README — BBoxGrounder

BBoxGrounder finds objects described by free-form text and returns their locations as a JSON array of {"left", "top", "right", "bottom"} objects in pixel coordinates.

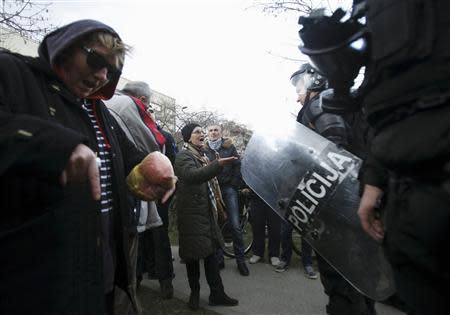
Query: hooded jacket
[{"left": 0, "top": 20, "right": 144, "bottom": 314}]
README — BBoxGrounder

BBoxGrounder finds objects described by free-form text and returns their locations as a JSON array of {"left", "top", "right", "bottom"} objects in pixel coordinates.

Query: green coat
[{"left": 174, "top": 148, "right": 223, "bottom": 260}]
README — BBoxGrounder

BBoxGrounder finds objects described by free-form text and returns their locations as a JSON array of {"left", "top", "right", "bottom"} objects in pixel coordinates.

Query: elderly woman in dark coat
[{"left": 174, "top": 123, "right": 238, "bottom": 310}]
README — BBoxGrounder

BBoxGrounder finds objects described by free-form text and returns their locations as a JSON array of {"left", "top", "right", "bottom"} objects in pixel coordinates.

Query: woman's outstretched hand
[{"left": 218, "top": 156, "right": 238, "bottom": 166}]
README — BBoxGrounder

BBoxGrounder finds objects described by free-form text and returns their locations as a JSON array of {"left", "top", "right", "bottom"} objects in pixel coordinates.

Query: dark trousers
[
  {"left": 157, "top": 197, "right": 171, "bottom": 231},
  {"left": 185, "top": 253, "right": 224, "bottom": 295},
  {"left": 221, "top": 185, "right": 245, "bottom": 263},
  {"left": 104, "top": 290, "right": 114, "bottom": 315},
  {"left": 250, "top": 194, "right": 281, "bottom": 258},
  {"left": 280, "top": 220, "right": 314, "bottom": 267},
  {"left": 137, "top": 226, "right": 174, "bottom": 281},
  {"left": 317, "top": 255, "right": 375, "bottom": 315},
  {"left": 383, "top": 179, "right": 450, "bottom": 315}
]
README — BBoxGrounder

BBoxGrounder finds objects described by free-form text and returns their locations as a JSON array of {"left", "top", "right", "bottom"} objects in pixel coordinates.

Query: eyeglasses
[
  {"left": 82, "top": 46, "right": 121, "bottom": 80},
  {"left": 208, "top": 128, "right": 219, "bottom": 132}
]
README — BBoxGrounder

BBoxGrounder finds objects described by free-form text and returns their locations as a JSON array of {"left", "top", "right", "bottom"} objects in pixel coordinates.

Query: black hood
[
  {"left": 38, "top": 19, "right": 122, "bottom": 100},
  {"left": 38, "top": 19, "right": 119, "bottom": 66}
]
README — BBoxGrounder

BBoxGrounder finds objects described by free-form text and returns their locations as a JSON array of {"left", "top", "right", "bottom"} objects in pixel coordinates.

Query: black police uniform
[
  {"left": 357, "top": 1, "right": 450, "bottom": 314},
  {"left": 297, "top": 1, "right": 450, "bottom": 313},
  {"left": 298, "top": 94, "right": 376, "bottom": 315}
]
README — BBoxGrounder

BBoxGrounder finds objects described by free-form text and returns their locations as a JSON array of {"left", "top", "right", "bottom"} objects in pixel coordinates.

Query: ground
[{"left": 138, "top": 286, "right": 221, "bottom": 315}]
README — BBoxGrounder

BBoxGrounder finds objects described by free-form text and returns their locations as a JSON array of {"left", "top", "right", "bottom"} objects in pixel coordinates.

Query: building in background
[
  {"left": 149, "top": 90, "right": 176, "bottom": 133},
  {"left": 1, "top": 26, "right": 38, "bottom": 56}
]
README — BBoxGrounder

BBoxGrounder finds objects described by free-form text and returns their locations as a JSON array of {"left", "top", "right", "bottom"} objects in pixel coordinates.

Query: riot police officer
[
  {"left": 290, "top": 63, "right": 375, "bottom": 315},
  {"left": 297, "top": 1, "right": 450, "bottom": 314},
  {"left": 357, "top": 1, "right": 450, "bottom": 314}
]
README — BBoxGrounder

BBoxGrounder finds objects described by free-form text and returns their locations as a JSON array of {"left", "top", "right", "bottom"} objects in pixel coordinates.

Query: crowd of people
[{"left": 1, "top": 1, "right": 449, "bottom": 314}]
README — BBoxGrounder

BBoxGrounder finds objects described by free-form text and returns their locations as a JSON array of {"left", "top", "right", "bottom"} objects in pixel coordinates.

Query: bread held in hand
[{"left": 127, "top": 152, "right": 177, "bottom": 202}]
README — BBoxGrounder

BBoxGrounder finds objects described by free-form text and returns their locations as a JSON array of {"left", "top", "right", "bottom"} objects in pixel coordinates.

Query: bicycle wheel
[{"left": 221, "top": 208, "right": 253, "bottom": 258}]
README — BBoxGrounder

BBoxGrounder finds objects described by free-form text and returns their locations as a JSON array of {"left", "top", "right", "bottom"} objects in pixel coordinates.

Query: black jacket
[
  {"left": 299, "top": 94, "right": 387, "bottom": 190},
  {"left": 204, "top": 138, "right": 243, "bottom": 189},
  {"left": 0, "top": 21, "right": 144, "bottom": 314},
  {"left": 158, "top": 126, "right": 178, "bottom": 165}
]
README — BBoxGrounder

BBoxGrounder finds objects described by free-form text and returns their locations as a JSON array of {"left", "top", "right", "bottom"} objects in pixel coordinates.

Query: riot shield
[{"left": 242, "top": 119, "right": 395, "bottom": 301}]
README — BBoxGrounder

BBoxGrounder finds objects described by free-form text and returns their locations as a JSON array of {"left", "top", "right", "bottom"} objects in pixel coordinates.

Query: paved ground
[{"left": 141, "top": 246, "right": 405, "bottom": 315}]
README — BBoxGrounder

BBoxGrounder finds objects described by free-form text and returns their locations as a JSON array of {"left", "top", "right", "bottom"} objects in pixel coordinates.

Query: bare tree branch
[
  {"left": 251, "top": 0, "right": 316, "bottom": 16},
  {"left": 251, "top": 0, "right": 350, "bottom": 17},
  {"left": 249, "top": 1, "right": 351, "bottom": 65},
  {"left": 266, "top": 49, "right": 308, "bottom": 62},
  {"left": 161, "top": 104, "right": 253, "bottom": 152},
  {"left": 1, "top": 0, "right": 54, "bottom": 41}
]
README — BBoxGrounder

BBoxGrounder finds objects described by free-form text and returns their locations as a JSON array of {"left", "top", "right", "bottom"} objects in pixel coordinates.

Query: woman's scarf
[{"left": 185, "top": 143, "right": 227, "bottom": 221}]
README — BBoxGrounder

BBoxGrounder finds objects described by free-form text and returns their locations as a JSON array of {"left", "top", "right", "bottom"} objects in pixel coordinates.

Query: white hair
[{"left": 122, "top": 81, "right": 151, "bottom": 99}]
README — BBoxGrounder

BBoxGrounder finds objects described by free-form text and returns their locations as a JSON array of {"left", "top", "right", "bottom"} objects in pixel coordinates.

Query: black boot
[
  {"left": 188, "top": 291, "right": 200, "bottom": 310},
  {"left": 237, "top": 262, "right": 249, "bottom": 276},
  {"left": 209, "top": 291, "right": 238, "bottom": 306},
  {"left": 160, "top": 279, "right": 173, "bottom": 299}
]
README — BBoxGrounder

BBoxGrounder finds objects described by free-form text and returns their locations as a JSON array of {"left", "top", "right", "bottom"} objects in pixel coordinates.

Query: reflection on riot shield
[{"left": 242, "top": 119, "right": 395, "bottom": 301}]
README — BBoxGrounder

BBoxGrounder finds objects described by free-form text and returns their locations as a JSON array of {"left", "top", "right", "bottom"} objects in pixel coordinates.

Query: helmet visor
[{"left": 291, "top": 72, "right": 315, "bottom": 96}]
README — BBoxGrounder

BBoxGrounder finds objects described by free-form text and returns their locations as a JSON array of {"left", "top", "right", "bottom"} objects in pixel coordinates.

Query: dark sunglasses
[{"left": 82, "top": 46, "right": 121, "bottom": 80}]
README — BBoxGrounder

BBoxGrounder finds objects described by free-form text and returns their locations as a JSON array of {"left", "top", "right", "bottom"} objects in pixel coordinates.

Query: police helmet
[{"left": 290, "top": 63, "right": 327, "bottom": 93}]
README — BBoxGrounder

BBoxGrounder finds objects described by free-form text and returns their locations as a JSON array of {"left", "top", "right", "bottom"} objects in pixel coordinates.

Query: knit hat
[{"left": 181, "top": 123, "right": 201, "bottom": 142}]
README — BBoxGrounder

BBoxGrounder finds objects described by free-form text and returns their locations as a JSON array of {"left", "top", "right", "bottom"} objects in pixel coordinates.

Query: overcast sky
[{"left": 48, "top": 0, "right": 344, "bottom": 130}]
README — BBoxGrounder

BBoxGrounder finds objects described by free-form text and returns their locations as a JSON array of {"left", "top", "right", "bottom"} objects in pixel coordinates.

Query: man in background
[
  {"left": 106, "top": 81, "right": 174, "bottom": 303},
  {"left": 205, "top": 125, "right": 250, "bottom": 276}
]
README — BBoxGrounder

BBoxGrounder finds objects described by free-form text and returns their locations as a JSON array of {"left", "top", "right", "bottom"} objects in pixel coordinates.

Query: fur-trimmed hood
[{"left": 221, "top": 137, "right": 234, "bottom": 149}]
